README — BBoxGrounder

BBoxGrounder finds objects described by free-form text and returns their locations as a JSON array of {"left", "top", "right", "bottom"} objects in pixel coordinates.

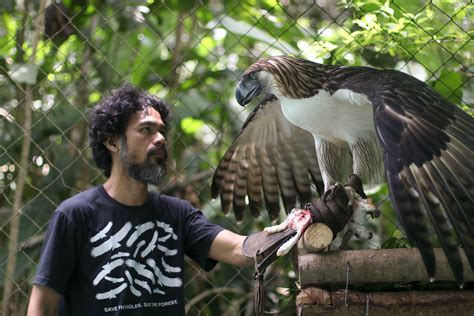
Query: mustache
[{"left": 147, "top": 146, "right": 167, "bottom": 160}]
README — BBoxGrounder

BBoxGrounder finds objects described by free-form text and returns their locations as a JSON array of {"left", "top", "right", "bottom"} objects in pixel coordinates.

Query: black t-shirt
[{"left": 33, "top": 186, "right": 224, "bottom": 315}]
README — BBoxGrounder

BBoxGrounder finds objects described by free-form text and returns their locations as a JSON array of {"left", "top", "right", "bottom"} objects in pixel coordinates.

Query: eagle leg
[{"left": 315, "top": 138, "right": 351, "bottom": 191}]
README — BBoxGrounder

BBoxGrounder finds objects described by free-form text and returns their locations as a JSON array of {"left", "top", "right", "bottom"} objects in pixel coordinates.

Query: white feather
[
  {"left": 276, "top": 88, "right": 384, "bottom": 188},
  {"left": 279, "top": 89, "right": 375, "bottom": 145}
]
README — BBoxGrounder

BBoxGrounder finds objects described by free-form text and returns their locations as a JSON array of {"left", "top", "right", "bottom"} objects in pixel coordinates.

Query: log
[
  {"left": 297, "top": 288, "right": 474, "bottom": 316},
  {"left": 299, "top": 248, "right": 474, "bottom": 286},
  {"left": 302, "top": 223, "right": 333, "bottom": 253}
]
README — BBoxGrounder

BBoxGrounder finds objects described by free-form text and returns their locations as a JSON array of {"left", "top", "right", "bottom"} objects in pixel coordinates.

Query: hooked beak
[{"left": 235, "top": 78, "right": 262, "bottom": 106}]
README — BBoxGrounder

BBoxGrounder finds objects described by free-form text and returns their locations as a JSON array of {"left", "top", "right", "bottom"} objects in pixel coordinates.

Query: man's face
[{"left": 118, "top": 107, "right": 168, "bottom": 185}]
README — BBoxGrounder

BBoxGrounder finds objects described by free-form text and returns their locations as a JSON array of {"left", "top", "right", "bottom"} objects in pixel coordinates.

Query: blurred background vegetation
[{"left": 0, "top": 0, "right": 472, "bottom": 314}]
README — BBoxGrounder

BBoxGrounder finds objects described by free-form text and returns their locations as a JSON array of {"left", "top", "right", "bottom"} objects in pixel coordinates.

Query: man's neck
[{"left": 103, "top": 173, "right": 149, "bottom": 206}]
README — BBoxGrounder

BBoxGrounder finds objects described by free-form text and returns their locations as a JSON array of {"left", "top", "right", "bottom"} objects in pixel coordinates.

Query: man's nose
[{"left": 153, "top": 132, "right": 166, "bottom": 145}]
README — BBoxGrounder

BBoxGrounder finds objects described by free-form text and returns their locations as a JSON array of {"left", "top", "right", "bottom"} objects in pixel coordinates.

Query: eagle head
[
  {"left": 235, "top": 60, "right": 279, "bottom": 106},
  {"left": 235, "top": 56, "right": 329, "bottom": 106}
]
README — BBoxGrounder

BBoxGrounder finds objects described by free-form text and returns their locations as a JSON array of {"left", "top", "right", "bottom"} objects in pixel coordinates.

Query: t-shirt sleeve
[
  {"left": 33, "top": 210, "right": 79, "bottom": 295},
  {"left": 182, "top": 205, "right": 224, "bottom": 271}
]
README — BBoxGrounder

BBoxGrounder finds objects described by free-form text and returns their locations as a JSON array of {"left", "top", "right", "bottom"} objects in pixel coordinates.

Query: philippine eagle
[{"left": 212, "top": 56, "right": 473, "bottom": 286}]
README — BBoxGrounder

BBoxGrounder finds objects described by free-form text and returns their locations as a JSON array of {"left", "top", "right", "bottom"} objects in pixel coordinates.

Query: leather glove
[{"left": 263, "top": 174, "right": 376, "bottom": 256}]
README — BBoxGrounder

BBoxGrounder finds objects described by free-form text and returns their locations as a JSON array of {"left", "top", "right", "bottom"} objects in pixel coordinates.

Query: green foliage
[
  {"left": 433, "top": 70, "right": 464, "bottom": 104},
  {"left": 382, "top": 229, "right": 413, "bottom": 249}
]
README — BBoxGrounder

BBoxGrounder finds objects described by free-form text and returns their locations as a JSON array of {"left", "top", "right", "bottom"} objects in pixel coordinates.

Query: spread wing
[
  {"left": 212, "top": 96, "right": 324, "bottom": 221},
  {"left": 365, "top": 70, "right": 474, "bottom": 286}
]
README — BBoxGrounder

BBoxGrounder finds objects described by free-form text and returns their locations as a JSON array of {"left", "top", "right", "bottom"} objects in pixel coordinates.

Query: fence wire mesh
[{"left": 0, "top": 0, "right": 472, "bottom": 315}]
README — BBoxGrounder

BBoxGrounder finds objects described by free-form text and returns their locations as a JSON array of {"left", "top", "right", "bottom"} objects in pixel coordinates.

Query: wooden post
[
  {"left": 298, "top": 248, "right": 474, "bottom": 286},
  {"left": 297, "top": 288, "right": 474, "bottom": 315},
  {"left": 297, "top": 248, "right": 474, "bottom": 315},
  {"left": 301, "top": 223, "right": 333, "bottom": 253}
]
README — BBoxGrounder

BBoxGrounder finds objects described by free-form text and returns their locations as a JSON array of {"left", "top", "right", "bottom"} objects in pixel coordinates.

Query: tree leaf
[
  {"left": 432, "top": 70, "right": 463, "bottom": 105},
  {"left": 219, "top": 16, "right": 297, "bottom": 55}
]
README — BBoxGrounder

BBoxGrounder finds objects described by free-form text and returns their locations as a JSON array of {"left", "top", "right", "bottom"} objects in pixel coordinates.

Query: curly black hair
[{"left": 88, "top": 84, "right": 172, "bottom": 177}]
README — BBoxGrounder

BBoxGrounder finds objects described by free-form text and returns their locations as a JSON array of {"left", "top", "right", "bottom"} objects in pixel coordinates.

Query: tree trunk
[
  {"left": 2, "top": 0, "right": 46, "bottom": 314},
  {"left": 69, "top": 15, "right": 98, "bottom": 189}
]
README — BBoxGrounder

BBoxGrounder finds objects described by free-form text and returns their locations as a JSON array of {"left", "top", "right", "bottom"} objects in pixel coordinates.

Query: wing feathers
[
  {"left": 259, "top": 147, "right": 281, "bottom": 219},
  {"left": 387, "top": 168, "right": 436, "bottom": 278},
  {"left": 287, "top": 144, "right": 313, "bottom": 204},
  {"left": 233, "top": 151, "right": 250, "bottom": 221},
  {"left": 454, "top": 111, "right": 474, "bottom": 132},
  {"left": 212, "top": 96, "right": 323, "bottom": 220},
  {"left": 303, "top": 145, "right": 324, "bottom": 195},
  {"left": 430, "top": 155, "right": 473, "bottom": 230},
  {"left": 407, "top": 164, "right": 465, "bottom": 283},
  {"left": 247, "top": 144, "right": 264, "bottom": 217},
  {"left": 433, "top": 154, "right": 474, "bottom": 227},
  {"left": 368, "top": 69, "right": 474, "bottom": 285},
  {"left": 423, "top": 161, "right": 474, "bottom": 271},
  {"left": 220, "top": 148, "right": 240, "bottom": 214},
  {"left": 449, "top": 126, "right": 473, "bottom": 150},
  {"left": 447, "top": 138, "right": 473, "bottom": 169},
  {"left": 273, "top": 144, "right": 298, "bottom": 212},
  {"left": 438, "top": 153, "right": 472, "bottom": 202}
]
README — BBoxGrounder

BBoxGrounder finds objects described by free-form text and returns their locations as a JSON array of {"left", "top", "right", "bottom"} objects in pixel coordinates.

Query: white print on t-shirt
[
  {"left": 90, "top": 220, "right": 182, "bottom": 300},
  {"left": 103, "top": 300, "right": 179, "bottom": 313}
]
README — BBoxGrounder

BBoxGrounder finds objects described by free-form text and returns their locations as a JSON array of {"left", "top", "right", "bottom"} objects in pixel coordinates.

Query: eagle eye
[{"left": 248, "top": 72, "right": 257, "bottom": 80}]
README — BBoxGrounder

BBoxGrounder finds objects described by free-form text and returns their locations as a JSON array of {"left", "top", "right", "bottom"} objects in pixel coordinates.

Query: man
[
  {"left": 28, "top": 84, "right": 361, "bottom": 315},
  {"left": 27, "top": 85, "right": 252, "bottom": 315}
]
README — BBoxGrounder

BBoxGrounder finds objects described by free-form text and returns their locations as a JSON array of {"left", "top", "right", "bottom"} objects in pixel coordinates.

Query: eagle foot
[{"left": 265, "top": 175, "right": 379, "bottom": 255}]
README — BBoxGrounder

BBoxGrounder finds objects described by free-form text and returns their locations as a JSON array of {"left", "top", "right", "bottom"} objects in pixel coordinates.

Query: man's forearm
[
  {"left": 27, "top": 305, "right": 58, "bottom": 316},
  {"left": 27, "top": 285, "right": 60, "bottom": 316},
  {"left": 209, "top": 230, "right": 253, "bottom": 267}
]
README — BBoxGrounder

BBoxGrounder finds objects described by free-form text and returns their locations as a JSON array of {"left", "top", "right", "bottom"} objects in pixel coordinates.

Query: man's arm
[
  {"left": 208, "top": 230, "right": 253, "bottom": 267},
  {"left": 27, "top": 285, "right": 61, "bottom": 316}
]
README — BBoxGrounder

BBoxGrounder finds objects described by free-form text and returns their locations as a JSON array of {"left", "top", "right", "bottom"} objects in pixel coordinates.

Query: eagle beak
[{"left": 235, "top": 79, "right": 262, "bottom": 106}]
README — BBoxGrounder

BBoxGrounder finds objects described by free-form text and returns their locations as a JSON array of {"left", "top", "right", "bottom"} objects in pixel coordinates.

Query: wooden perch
[
  {"left": 301, "top": 223, "right": 333, "bottom": 253},
  {"left": 299, "top": 248, "right": 474, "bottom": 286},
  {"left": 297, "top": 288, "right": 474, "bottom": 315}
]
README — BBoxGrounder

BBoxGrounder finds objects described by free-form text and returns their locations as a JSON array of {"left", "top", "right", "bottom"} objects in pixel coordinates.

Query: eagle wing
[
  {"left": 211, "top": 96, "right": 323, "bottom": 221},
  {"left": 361, "top": 70, "right": 474, "bottom": 285}
]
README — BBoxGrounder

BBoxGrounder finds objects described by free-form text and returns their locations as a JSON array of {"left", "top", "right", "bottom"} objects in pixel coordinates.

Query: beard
[{"left": 119, "top": 137, "right": 167, "bottom": 185}]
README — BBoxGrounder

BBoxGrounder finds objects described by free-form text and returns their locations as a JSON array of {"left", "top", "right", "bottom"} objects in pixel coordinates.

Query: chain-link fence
[{"left": 0, "top": 0, "right": 472, "bottom": 315}]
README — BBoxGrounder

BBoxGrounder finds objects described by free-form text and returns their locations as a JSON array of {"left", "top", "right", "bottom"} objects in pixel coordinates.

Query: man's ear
[{"left": 104, "top": 136, "right": 119, "bottom": 153}]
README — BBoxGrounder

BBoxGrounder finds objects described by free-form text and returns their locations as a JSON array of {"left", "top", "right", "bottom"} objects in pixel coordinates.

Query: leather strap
[{"left": 243, "top": 228, "right": 296, "bottom": 315}]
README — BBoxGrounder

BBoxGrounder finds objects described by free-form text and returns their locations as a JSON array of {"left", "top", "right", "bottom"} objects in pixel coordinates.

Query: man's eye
[{"left": 141, "top": 127, "right": 152, "bottom": 133}]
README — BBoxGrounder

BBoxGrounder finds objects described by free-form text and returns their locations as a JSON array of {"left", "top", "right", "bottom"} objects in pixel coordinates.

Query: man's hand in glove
[{"left": 264, "top": 174, "right": 378, "bottom": 257}]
